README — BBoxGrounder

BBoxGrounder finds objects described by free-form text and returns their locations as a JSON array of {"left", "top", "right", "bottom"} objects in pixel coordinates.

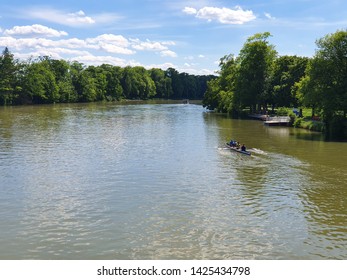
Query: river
[{"left": 0, "top": 102, "right": 346, "bottom": 259}]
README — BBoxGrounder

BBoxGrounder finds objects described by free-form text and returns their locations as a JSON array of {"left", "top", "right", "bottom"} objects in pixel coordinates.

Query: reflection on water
[{"left": 0, "top": 103, "right": 346, "bottom": 259}]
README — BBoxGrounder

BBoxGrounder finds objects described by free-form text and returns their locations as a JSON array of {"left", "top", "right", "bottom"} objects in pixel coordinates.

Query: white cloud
[
  {"left": 57, "top": 38, "right": 89, "bottom": 49},
  {"left": 162, "top": 41, "right": 176, "bottom": 46},
  {"left": 183, "top": 7, "right": 197, "bottom": 15},
  {"left": 36, "top": 47, "right": 91, "bottom": 56},
  {"left": 4, "top": 24, "right": 68, "bottom": 37},
  {"left": 132, "top": 40, "right": 167, "bottom": 51},
  {"left": 100, "top": 44, "right": 135, "bottom": 55},
  {"left": 0, "top": 34, "right": 177, "bottom": 57},
  {"left": 264, "top": 12, "right": 275, "bottom": 20},
  {"left": 0, "top": 26, "right": 184, "bottom": 72},
  {"left": 67, "top": 10, "right": 95, "bottom": 25},
  {"left": 160, "top": 50, "right": 177, "bottom": 57},
  {"left": 130, "top": 39, "right": 177, "bottom": 57},
  {"left": 184, "top": 55, "right": 205, "bottom": 60},
  {"left": 14, "top": 49, "right": 88, "bottom": 61},
  {"left": 184, "top": 56, "right": 194, "bottom": 60},
  {"left": 0, "top": 36, "right": 89, "bottom": 51},
  {"left": 130, "top": 39, "right": 174, "bottom": 51},
  {"left": 71, "top": 54, "right": 128, "bottom": 66},
  {"left": 183, "top": 6, "right": 256, "bottom": 24},
  {"left": 92, "top": 13, "right": 123, "bottom": 24},
  {"left": 12, "top": 51, "right": 60, "bottom": 60},
  {"left": 86, "top": 34, "right": 134, "bottom": 54},
  {"left": 146, "top": 62, "right": 176, "bottom": 70},
  {"left": 179, "top": 66, "right": 214, "bottom": 75},
  {"left": 0, "top": 33, "right": 179, "bottom": 67},
  {"left": 25, "top": 8, "right": 96, "bottom": 27},
  {"left": 86, "top": 34, "right": 129, "bottom": 47}
]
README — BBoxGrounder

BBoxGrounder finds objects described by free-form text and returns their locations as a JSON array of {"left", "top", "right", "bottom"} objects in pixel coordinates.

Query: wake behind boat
[{"left": 225, "top": 142, "right": 251, "bottom": 156}]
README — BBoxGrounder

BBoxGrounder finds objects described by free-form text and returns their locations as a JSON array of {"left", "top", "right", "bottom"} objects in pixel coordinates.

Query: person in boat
[
  {"left": 229, "top": 140, "right": 236, "bottom": 147},
  {"left": 241, "top": 144, "right": 246, "bottom": 152},
  {"left": 236, "top": 141, "right": 240, "bottom": 149}
]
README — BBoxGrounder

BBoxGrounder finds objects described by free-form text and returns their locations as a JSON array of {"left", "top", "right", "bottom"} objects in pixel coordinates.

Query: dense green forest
[
  {"left": 203, "top": 30, "right": 347, "bottom": 140},
  {"left": 0, "top": 47, "right": 215, "bottom": 105}
]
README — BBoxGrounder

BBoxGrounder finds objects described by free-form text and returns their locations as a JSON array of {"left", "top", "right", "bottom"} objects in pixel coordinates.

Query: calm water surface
[{"left": 0, "top": 102, "right": 346, "bottom": 259}]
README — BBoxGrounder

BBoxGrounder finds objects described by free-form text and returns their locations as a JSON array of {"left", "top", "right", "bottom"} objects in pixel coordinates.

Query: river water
[{"left": 0, "top": 102, "right": 346, "bottom": 259}]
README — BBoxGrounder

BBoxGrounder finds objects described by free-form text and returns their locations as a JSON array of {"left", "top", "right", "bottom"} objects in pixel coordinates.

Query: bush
[
  {"left": 276, "top": 107, "right": 289, "bottom": 116},
  {"left": 293, "top": 117, "right": 303, "bottom": 128}
]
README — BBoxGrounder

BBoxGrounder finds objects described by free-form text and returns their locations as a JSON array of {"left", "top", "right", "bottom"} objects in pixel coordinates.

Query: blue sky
[{"left": 0, "top": 0, "right": 346, "bottom": 74}]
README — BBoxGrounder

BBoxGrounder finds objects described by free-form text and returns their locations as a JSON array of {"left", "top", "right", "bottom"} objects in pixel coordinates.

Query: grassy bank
[
  {"left": 276, "top": 108, "right": 325, "bottom": 132},
  {"left": 293, "top": 118, "right": 325, "bottom": 132},
  {"left": 275, "top": 107, "right": 325, "bottom": 132}
]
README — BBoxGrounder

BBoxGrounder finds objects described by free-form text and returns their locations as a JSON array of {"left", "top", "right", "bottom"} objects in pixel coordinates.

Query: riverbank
[
  {"left": 248, "top": 112, "right": 325, "bottom": 132},
  {"left": 292, "top": 117, "right": 325, "bottom": 132}
]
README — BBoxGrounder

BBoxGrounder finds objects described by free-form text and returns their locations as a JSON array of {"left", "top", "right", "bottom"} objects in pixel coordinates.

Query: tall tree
[
  {"left": 78, "top": 69, "right": 97, "bottom": 102},
  {"left": 202, "top": 54, "right": 237, "bottom": 113},
  {"left": 166, "top": 68, "right": 183, "bottom": 99},
  {"left": 48, "top": 59, "right": 76, "bottom": 102},
  {"left": 234, "top": 32, "right": 277, "bottom": 113},
  {"left": 100, "top": 64, "right": 124, "bottom": 101},
  {"left": 150, "top": 68, "right": 172, "bottom": 98},
  {"left": 0, "top": 47, "right": 20, "bottom": 105},
  {"left": 270, "top": 55, "right": 309, "bottom": 108},
  {"left": 296, "top": 30, "right": 347, "bottom": 139},
  {"left": 121, "top": 66, "right": 156, "bottom": 99},
  {"left": 202, "top": 78, "right": 221, "bottom": 111},
  {"left": 85, "top": 65, "right": 108, "bottom": 101},
  {"left": 22, "top": 59, "right": 58, "bottom": 103}
]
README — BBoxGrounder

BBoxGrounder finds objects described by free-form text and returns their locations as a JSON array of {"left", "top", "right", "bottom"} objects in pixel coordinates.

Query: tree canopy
[
  {"left": 203, "top": 32, "right": 279, "bottom": 116},
  {"left": 0, "top": 47, "right": 20, "bottom": 105},
  {"left": 203, "top": 30, "right": 347, "bottom": 139},
  {"left": 0, "top": 50, "right": 215, "bottom": 105},
  {"left": 296, "top": 30, "right": 347, "bottom": 139}
]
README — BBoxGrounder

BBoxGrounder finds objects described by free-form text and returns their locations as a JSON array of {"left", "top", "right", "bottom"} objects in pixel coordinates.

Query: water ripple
[{"left": 1, "top": 103, "right": 346, "bottom": 259}]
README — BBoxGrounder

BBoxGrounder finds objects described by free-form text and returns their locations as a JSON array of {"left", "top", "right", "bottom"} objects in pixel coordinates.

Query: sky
[{"left": 0, "top": 0, "right": 346, "bottom": 75}]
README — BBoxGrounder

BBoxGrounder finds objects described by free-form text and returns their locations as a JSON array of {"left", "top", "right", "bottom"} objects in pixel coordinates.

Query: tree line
[
  {"left": 0, "top": 47, "right": 215, "bottom": 105},
  {"left": 202, "top": 30, "right": 347, "bottom": 140}
]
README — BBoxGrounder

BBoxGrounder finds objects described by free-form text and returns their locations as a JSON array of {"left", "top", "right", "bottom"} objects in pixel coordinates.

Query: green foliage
[
  {"left": 150, "top": 68, "right": 173, "bottom": 98},
  {"left": 202, "top": 29, "right": 346, "bottom": 139},
  {"left": 0, "top": 47, "right": 20, "bottom": 105},
  {"left": 235, "top": 32, "right": 277, "bottom": 112},
  {"left": 202, "top": 78, "right": 220, "bottom": 111},
  {"left": 101, "top": 65, "right": 123, "bottom": 101},
  {"left": 203, "top": 54, "right": 238, "bottom": 113},
  {"left": 0, "top": 48, "right": 215, "bottom": 105},
  {"left": 295, "top": 29, "right": 347, "bottom": 139},
  {"left": 293, "top": 118, "right": 325, "bottom": 132},
  {"left": 203, "top": 32, "right": 277, "bottom": 115},
  {"left": 218, "top": 90, "right": 234, "bottom": 113},
  {"left": 22, "top": 59, "right": 59, "bottom": 103},
  {"left": 276, "top": 107, "right": 289, "bottom": 116},
  {"left": 293, "top": 117, "right": 303, "bottom": 128},
  {"left": 269, "top": 55, "right": 309, "bottom": 107}
]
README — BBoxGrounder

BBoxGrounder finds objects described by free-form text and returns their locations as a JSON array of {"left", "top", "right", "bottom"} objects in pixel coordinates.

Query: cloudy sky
[{"left": 0, "top": 0, "right": 346, "bottom": 74}]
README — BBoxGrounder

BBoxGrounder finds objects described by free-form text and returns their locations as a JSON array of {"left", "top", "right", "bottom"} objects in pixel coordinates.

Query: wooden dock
[{"left": 264, "top": 116, "right": 291, "bottom": 126}]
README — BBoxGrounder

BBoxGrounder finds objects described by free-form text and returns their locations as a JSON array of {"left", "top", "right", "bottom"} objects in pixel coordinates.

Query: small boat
[{"left": 225, "top": 143, "right": 251, "bottom": 156}]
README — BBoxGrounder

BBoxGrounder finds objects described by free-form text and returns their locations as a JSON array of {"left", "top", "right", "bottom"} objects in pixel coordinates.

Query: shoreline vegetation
[
  {"left": 0, "top": 47, "right": 215, "bottom": 106},
  {"left": 2, "top": 30, "right": 347, "bottom": 140},
  {"left": 202, "top": 30, "right": 347, "bottom": 141},
  {"left": 248, "top": 108, "right": 325, "bottom": 133}
]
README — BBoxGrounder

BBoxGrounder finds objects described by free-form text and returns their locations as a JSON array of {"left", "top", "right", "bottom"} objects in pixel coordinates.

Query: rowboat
[{"left": 225, "top": 143, "right": 251, "bottom": 156}]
